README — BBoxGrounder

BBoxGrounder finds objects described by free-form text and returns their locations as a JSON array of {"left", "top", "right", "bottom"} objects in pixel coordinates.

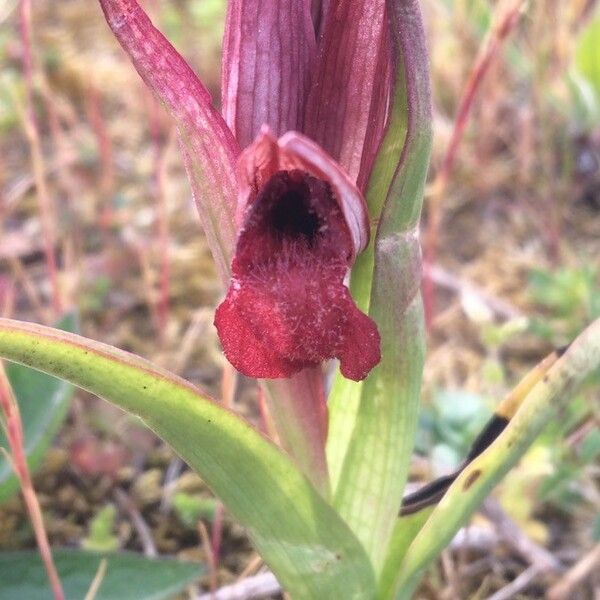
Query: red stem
[
  {"left": 19, "top": 0, "right": 63, "bottom": 317},
  {"left": 86, "top": 84, "right": 116, "bottom": 237},
  {"left": 263, "top": 367, "right": 330, "bottom": 496},
  {"left": 211, "top": 502, "right": 224, "bottom": 577},
  {"left": 423, "top": 0, "right": 524, "bottom": 326},
  {"left": 0, "top": 364, "right": 64, "bottom": 600},
  {"left": 148, "top": 97, "right": 171, "bottom": 342}
]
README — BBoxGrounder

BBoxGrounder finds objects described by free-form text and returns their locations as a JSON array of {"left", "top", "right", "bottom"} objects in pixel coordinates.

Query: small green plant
[
  {"left": 535, "top": 390, "right": 600, "bottom": 512},
  {"left": 539, "top": 427, "right": 600, "bottom": 509},
  {"left": 529, "top": 266, "right": 600, "bottom": 344},
  {"left": 172, "top": 493, "right": 217, "bottom": 528},
  {"left": 570, "top": 10, "right": 600, "bottom": 127},
  {"left": 82, "top": 505, "right": 119, "bottom": 553},
  {"left": 416, "top": 390, "right": 490, "bottom": 472}
]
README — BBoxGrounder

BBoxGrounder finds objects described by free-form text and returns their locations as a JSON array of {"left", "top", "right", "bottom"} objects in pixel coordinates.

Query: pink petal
[
  {"left": 222, "top": 0, "right": 316, "bottom": 149},
  {"left": 99, "top": 0, "right": 239, "bottom": 283},
  {"left": 310, "top": 0, "right": 330, "bottom": 36},
  {"left": 279, "top": 132, "right": 370, "bottom": 256},
  {"left": 215, "top": 169, "right": 380, "bottom": 381},
  {"left": 356, "top": 21, "right": 393, "bottom": 192},
  {"left": 238, "top": 129, "right": 370, "bottom": 257},
  {"left": 304, "top": 0, "right": 392, "bottom": 186}
]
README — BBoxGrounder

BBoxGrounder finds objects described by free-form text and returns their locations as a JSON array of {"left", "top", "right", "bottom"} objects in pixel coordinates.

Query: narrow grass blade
[
  {"left": 392, "top": 317, "right": 600, "bottom": 597},
  {"left": 0, "top": 319, "right": 376, "bottom": 599},
  {"left": 378, "top": 508, "right": 433, "bottom": 600}
]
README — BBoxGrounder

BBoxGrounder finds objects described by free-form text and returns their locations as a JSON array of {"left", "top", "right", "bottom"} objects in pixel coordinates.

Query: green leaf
[
  {"left": 172, "top": 493, "right": 217, "bottom": 527},
  {"left": 575, "top": 14, "right": 600, "bottom": 98},
  {"left": 326, "top": 0, "right": 432, "bottom": 573},
  {"left": 0, "top": 549, "right": 200, "bottom": 600},
  {"left": 82, "top": 505, "right": 120, "bottom": 553},
  {"left": 592, "top": 514, "right": 600, "bottom": 542},
  {"left": 0, "top": 319, "right": 376, "bottom": 599},
  {"left": 580, "top": 429, "right": 600, "bottom": 463},
  {"left": 391, "top": 317, "right": 600, "bottom": 598},
  {"left": 378, "top": 508, "right": 433, "bottom": 600},
  {"left": 0, "top": 313, "right": 77, "bottom": 502}
]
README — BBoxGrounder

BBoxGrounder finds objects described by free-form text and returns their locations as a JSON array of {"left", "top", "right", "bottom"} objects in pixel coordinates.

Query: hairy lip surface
[{"left": 215, "top": 170, "right": 380, "bottom": 381}]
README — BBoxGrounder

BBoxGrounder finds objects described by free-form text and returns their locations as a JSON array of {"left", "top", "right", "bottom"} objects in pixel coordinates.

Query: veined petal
[
  {"left": 356, "top": 22, "right": 392, "bottom": 191},
  {"left": 99, "top": 0, "right": 239, "bottom": 283},
  {"left": 304, "top": 0, "right": 392, "bottom": 186},
  {"left": 238, "top": 130, "right": 370, "bottom": 257},
  {"left": 222, "top": 0, "right": 316, "bottom": 148},
  {"left": 310, "top": 0, "right": 330, "bottom": 36},
  {"left": 215, "top": 169, "right": 380, "bottom": 381}
]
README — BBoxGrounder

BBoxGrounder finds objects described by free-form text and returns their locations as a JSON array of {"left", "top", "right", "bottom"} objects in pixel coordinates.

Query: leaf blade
[
  {"left": 0, "top": 313, "right": 77, "bottom": 502},
  {"left": 393, "top": 317, "right": 600, "bottom": 596},
  {"left": 0, "top": 549, "right": 200, "bottom": 600},
  {"left": 0, "top": 319, "right": 376, "bottom": 599},
  {"left": 378, "top": 508, "right": 432, "bottom": 600}
]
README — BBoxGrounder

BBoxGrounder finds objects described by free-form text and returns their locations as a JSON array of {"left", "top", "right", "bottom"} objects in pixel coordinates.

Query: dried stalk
[
  {"left": 148, "top": 94, "right": 173, "bottom": 343},
  {"left": 18, "top": 0, "right": 63, "bottom": 316},
  {"left": 114, "top": 488, "right": 157, "bottom": 557},
  {"left": 423, "top": 0, "right": 525, "bottom": 324},
  {"left": 0, "top": 362, "right": 64, "bottom": 600},
  {"left": 196, "top": 571, "right": 280, "bottom": 600},
  {"left": 546, "top": 544, "right": 600, "bottom": 600},
  {"left": 486, "top": 564, "right": 543, "bottom": 600},
  {"left": 85, "top": 83, "right": 116, "bottom": 235},
  {"left": 83, "top": 558, "right": 108, "bottom": 600}
]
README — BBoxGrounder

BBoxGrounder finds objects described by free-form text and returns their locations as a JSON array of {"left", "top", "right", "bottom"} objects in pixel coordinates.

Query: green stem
[{"left": 326, "top": 0, "right": 432, "bottom": 572}]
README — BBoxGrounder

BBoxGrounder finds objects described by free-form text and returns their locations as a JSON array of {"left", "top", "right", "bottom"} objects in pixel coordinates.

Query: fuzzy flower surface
[{"left": 100, "top": 0, "right": 393, "bottom": 381}]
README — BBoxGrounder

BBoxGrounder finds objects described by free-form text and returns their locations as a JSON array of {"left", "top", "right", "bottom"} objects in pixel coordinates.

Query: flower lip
[
  {"left": 215, "top": 160, "right": 381, "bottom": 381},
  {"left": 100, "top": 0, "right": 389, "bottom": 384}
]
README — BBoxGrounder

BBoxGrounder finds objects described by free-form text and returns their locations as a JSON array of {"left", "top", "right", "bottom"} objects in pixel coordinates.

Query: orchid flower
[
  {"left": 99, "top": 0, "right": 392, "bottom": 382},
  {"left": 7, "top": 2, "right": 597, "bottom": 597}
]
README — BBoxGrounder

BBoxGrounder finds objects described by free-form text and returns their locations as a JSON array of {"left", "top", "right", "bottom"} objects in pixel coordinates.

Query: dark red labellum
[{"left": 215, "top": 169, "right": 381, "bottom": 381}]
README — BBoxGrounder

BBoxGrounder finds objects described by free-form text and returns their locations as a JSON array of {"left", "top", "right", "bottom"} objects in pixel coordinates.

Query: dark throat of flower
[
  {"left": 236, "top": 170, "right": 351, "bottom": 270},
  {"left": 270, "top": 183, "right": 320, "bottom": 244}
]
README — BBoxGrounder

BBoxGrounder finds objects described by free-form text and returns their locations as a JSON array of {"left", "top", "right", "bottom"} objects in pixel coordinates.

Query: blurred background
[{"left": 0, "top": 0, "right": 599, "bottom": 598}]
